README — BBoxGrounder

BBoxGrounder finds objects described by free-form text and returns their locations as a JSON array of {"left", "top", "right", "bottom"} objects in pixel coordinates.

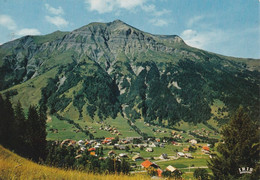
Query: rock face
[{"left": 0, "top": 20, "right": 259, "bottom": 125}]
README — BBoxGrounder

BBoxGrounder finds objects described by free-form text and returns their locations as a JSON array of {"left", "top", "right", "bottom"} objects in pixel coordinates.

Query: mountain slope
[
  {"left": 0, "top": 145, "right": 148, "bottom": 180},
  {"left": 0, "top": 20, "right": 259, "bottom": 126}
]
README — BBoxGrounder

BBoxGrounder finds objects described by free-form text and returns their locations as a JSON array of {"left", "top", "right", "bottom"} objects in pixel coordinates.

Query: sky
[{"left": 0, "top": 0, "right": 259, "bottom": 58}]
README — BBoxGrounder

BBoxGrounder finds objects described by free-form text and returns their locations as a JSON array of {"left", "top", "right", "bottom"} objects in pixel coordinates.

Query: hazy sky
[{"left": 0, "top": 0, "right": 259, "bottom": 58}]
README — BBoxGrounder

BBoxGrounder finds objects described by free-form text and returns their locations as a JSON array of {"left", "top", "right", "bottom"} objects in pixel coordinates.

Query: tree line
[
  {"left": 45, "top": 142, "right": 130, "bottom": 174},
  {"left": 0, "top": 93, "right": 47, "bottom": 162},
  {"left": 208, "top": 107, "right": 259, "bottom": 180}
]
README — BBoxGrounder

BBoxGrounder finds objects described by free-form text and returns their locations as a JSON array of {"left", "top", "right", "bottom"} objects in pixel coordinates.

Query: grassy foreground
[{"left": 0, "top": 145, "right": 149, "bottom": 180}]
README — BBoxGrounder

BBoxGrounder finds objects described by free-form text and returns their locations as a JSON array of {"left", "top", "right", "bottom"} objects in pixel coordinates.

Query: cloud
[
  {"left": 45, "top": 16, "right": 69, "bottom": 28},
  {"left": 16, "top": 28, "right": 41, "bottom": 36},
  {"left": 45, "top": 3, "right": 69, "bottom": 28},
  {"left": 85, "top": 0, "right": 114, "bottom": 13},
  {"left": 142, "top": 4, "right": 155, "bottom": 12},
  {"left": 45, "top": 4, "right": 64, "bottom": 15},
  {"left": 84, "top": 0, "right": 146, "bottom": 14},
  {"left": 154, "top": 9, "right": 171, "bottom": 16},
  {"left": 181, "top": 29, "right": 227, "bottom": 49},
  {"left": 149, "top": 18, "right": 168, "bottom": 27},
  {"left": 117, "top": 0, "right": 146, "bottom": 10},
  {"left": 187, "top": 15, "right": 204, "bottom": 27},
  {"left": 142, "top": 4, "right": 170, "bottom": 16},
  {"left": 0, "top": 14, "right": 40, "bottom": 38},
  {"left": 0, "top": 14, "right": 17, "bottom": 30}
]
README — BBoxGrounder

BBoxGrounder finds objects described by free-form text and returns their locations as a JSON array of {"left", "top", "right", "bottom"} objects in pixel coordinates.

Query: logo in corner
[{"left": 239, "top": 167, "right": 253, "bottom": 174}]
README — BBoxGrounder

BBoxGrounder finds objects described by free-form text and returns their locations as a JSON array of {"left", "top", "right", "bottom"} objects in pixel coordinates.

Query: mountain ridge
[{"left": 0, "top": 20, "right": 259, "bottom": 127}]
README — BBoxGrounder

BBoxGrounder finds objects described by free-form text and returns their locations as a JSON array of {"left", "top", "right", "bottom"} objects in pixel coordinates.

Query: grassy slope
[
  {"left": 45, "top": 114, "right": 220, "bottom": 141},
  {"left": 46, "top": 116, "right": 87, "bottom": 141},
  {"left": 0, "top": 145, "right": 149, "bottom": 180},
  {"left": 32, "top": 31, "right": 69, "bottom": 45},
  {"left": 1, "top": 68, "right": 58, "bottom": 107}
]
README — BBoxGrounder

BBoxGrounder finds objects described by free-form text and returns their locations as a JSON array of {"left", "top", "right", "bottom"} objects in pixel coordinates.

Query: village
[
  {"left": 59, "top": 134, "right": 215, "bottom": 178},
  {"left": 46, "top": 115, "right": 220, "bottom": 178}
]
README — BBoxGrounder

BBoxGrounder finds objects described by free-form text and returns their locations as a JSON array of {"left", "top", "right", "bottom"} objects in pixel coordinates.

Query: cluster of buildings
[
  {"left": 190, "top": 128, "right": 217, "bottom": 137},
  {"left": 141, "top": 160, "right": 181, "bottom": 177},
  {"left": 58, "top": 136, "right": 212, "bottom": 177},
  {"left": 99, "top": 125, "right": 122, "bottom": 135},
  {"left": 171, "top": 130, "right": 184, "bottom": 139}
]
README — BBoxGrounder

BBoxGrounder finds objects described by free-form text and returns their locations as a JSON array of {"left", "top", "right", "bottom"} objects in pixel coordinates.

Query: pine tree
[
  {"left": 26, "top": 105, "right": 39, "bottom": 160},
  {"left": 0, "top": 94, "right": 15, "bottom": 148},
  {"left": 38, "top": 104, "right": 47, "bottom": 161},
  {"left": 14, "top": 101, "right": 27, "bottom": 154},
  {"left": 121, "top": 158, "right": 130, "bottom": 174},
  {"left": 193, "top": 168, "right": 209, "bottom": 180},
  {"left": 208, "top": 107, "right": 259, "bottom": 179},
  {"left": 0, "top": 94, "right": 5, "bottom": 145},
  {"left": 26, "top": 105, "right": 47, "bottom": 161}
]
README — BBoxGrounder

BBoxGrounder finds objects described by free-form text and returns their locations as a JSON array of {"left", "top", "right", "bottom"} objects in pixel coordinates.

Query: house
[
  {"left": 123, "top": 140, "right": 129, "bottom": 144},
  {"left": 80, "top": 147, "right": 86, "bottom": 151},
  {"left": 209, "top": 153, "right": 217, "bottom": 159},
  {"left": 99, "top": 157, "right": 106, "bottom": 160},
  {"left": 89, "top": 140, "right": 96, "bottom": 144},
  {"left": 159, "top": 143, "right": 165, "bottom": 148},
  {"left": 146, "top": 147, "right": 153, "bottom": 152},
  {"left": 102, "top": 140, "right": 109, "bottom": 144},
  {"left": 108, "top": 150, "right": 116, "bottom": 156},
  {"left": 138, "top": 144, "right": 148, "bottom": 148},
  {"left": 125, "top": 137, "right": 143, "bottom": 142},
  {"left": 132, "top": 155, "right": 144, "bottom": 161},
  {"left": 118, "top": 145, "right": 126, "bottom": 150},
  {"left": 171, "top": 130, "right": 177, "bottom": 135},
  {"left": 183, "top": 148, "right": 189, "bottom": 152},
  {"left": 202, "top": 146, "right": 210, "bottom": 151},
  {"left": 171, "top": 141, "right": 178, "bottom": 145},
  {"left": 149, "top": 143, "right": 157, "bottom": 148},
  {"left": 88, "top": 147, "right": 96, "bottom": 152},
  {"left": 157, "top": 168, "right": 163, "bottom": 177},
  {"left": 189, "top": 139, "right": 197, "bottom": 145},
  {"left": 107, "top": 142, "right": 112, "bottom": 145},
  {"left": 61, "top": 139, "right": 76, "bottom": 147},
  {"left": 149, "top": 142, "right": 159, "bottom": 147},
  {"left": 202, "top": 146, "right": 210, "bottom": 154},
  {"left": 105, "top": 137, "right": 114, "bottom": 141},
  {"left": 159, "top": 153, "right": 168, "bottom": 160},
  {"left": 177, "top": 152, "right": 185, "bottom": 157},
  {"left": 141, "top": 160, "right": 159, "bottom": 169},
  {"left": 185, "top": 153, "right": 193, "bottom": 159},
  {"left": 119, "top": 153, "right": 128, "bottom": 158},
  {"left": 77, "top": 140, "right": 85, "bottom": 146},
  {"left": 75, "top": 154, "right": 83, "bottom": 159},
  {"left": 166, "top": 165, "right": 177, "bottom": 172}
]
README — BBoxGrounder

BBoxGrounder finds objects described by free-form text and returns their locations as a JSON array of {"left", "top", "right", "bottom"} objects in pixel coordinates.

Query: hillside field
[{"left": 0, "top": 145, "right": 149, "bottom": 180}]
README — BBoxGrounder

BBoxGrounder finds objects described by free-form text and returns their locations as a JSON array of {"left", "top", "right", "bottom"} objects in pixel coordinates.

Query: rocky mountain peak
[{"left": 0, "top": 20, "right": 259, "bottom": 126}]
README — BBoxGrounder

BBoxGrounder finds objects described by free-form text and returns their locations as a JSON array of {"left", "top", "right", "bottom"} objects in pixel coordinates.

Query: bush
[{"left": 193, "top": 168, "right": 209, "bottom": 180}]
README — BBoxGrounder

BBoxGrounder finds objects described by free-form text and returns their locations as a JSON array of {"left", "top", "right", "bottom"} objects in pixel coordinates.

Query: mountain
[{"left": 0, "top": 20, "right": 259, "bottom": 126}]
